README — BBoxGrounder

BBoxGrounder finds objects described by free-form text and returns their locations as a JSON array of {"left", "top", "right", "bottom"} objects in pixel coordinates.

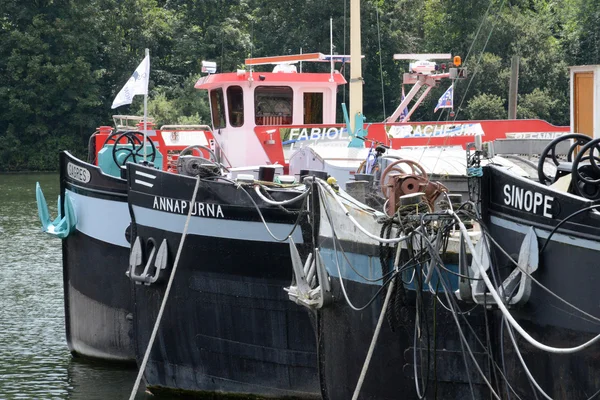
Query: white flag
[{"left": 111, "top": 54, "right": 150, "bottom": 109}]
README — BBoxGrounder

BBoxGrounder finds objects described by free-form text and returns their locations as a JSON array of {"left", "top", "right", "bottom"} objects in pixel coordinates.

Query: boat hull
[
  {"left": 60, "top": 151, "right": 134, "bottom": 362},
  {"left": 317, "top": 245, "right": 492, "bottom": 400},
  {"left": 482, "top": 165, "right": 600, "bottom": 398},
  {"left": 314, "top": 190, "right": 492, "bottom": 399},
  {"left": 127, "top": 165, "right": 320, "bottom": 398}
]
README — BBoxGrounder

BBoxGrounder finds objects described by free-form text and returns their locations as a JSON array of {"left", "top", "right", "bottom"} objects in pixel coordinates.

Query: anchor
[
  {"left": 498, "top": 228, "right": 539, "bottom": 305},
  {"left": 284, "top": 238, "right": 332, "bottom": 309},
  {"left": 36, "top": 183, "right": 77, "bottom": 239},
  {"left": 127, "top": 237, "right": 169, "bottom": 285},
  {"left": 467, "top": 227, "right": 539, "bottom": 306}
]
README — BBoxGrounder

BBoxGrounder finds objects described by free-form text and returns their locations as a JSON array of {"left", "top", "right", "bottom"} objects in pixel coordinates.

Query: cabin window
[
  {"left": 303, "top": 92, "right": 323, "bottom": 124},
  {"left": 209, "top": 88, "right": 226, "bottom": 129},
  {"left": 255, "top": 86, "right": 293, "bottom": 125},
  {"left": 227, "top": 86, "right": 244, "bottom": 127}
]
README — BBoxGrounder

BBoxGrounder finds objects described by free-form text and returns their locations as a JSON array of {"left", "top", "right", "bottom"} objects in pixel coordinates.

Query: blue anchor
[{"left": 36, "top": 183, "right": 77, "bottom": 239}]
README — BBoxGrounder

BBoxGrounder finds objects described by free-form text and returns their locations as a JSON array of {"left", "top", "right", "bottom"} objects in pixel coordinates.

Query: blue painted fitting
[{"left": 36, "top": 183, "right": 77, "bottom": 239}]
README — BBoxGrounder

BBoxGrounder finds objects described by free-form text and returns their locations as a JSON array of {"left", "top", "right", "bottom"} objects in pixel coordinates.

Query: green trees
[
  {"left": 0, "top": 0, "right": 598, "bottom": 170},
  {"left": 0, "top": 1, "right": 106, "bottom": 170}
]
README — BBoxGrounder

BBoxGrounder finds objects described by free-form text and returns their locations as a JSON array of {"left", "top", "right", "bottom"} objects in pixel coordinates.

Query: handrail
[{"left": 159, "top": 124, "right": 212, "bottom": 131}]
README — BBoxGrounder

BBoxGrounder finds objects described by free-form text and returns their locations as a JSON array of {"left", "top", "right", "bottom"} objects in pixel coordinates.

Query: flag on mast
[
  {"left": 434, "top": 85, "right": 453, "bottom": 113},
  {"left": 399, "top": 85, "right": 409, "bottom": 121},
  {"left": 111, "top": 54, "right": 150, "bottom": 109}
]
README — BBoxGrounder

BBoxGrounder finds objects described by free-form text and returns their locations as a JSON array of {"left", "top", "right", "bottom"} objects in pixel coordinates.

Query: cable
[
  {"left": 253, "top": 184, "right": 310, "bottom": 206},
  {"left": 316, "top": 177, "right": 524, "bottom": 398},
  {"left": 331, "top": 224, "right": 399, "bottom": 283},
  {"left": 426, "top": 209, "right": 600, "bottom": 399},
  {"left": 229, "top": 180, "right": 308, "bottom": 243},
  {"left": 450, "top": 210, "right": 600, "bottom": 354},
  {"left": 480, "top": 224, "right": 600, "bottom": 325},
  {"left": 459, "top": 208, "right": 600, "bottom": 325},
  {"left": 413, "top": 223, "right": 526, "bottom": 400},
  {"left": 316, "top": 179, "right": 410, "bottom": 244},
  {"left": 321, "top": 187, "right": 418, "bottom": 310},
  {"left": 462, "top": 0, "right": 496, "bottom": 65},
  {"left": 539, "top": 204, "right": 600, "bottom": 255},
  {"left": 432, "top": 259, "right": 502, "bottom": 399},
  {"left": 505, "top": 317, "right": 552, "bottom": 400},
  {"left": 424, "top": 248, "right": 500, "bottom": 399},
  {"left": 452, "top": 0, "right": 507, "bottom": 122}
]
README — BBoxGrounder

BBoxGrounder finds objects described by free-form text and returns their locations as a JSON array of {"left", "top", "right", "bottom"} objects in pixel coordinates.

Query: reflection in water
[
  {"left": 67, "top": 359, "right": 139, "bottom": 400},
  {"left": 0, "top": 174, "right": 151, "bottom": 400}
]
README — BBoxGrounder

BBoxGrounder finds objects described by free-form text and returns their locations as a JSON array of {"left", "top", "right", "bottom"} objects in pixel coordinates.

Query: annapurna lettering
[
  {"left": 503, "top": 184, "right": 553, "bottom": 218},
  {"left": 152, "top": 196, "right": 224, "bottom": 218}
]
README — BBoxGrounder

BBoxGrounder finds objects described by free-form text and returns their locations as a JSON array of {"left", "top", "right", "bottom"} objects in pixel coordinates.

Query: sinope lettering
[{"left": 503, "top": 184, "right": 554, "bottom": 218}]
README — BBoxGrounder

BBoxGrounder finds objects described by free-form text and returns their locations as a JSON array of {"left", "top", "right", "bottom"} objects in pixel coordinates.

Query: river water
[{"left": 0, "top": 173, "right": 151, "bottom": 400}]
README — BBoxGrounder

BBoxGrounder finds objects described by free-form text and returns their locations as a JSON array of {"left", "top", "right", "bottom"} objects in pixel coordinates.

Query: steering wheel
[
  {"left": 102, "top": 130, "right": 156, "bottom": 168},
  {"left": 537, "top": 134, "right": 591, "bottom": 185},
  {"left": 177, "top": 144, "right": 218, "bottom": 162},
  {"left": 379, "top": 159, "right": 428, "bottom": 199},
  {"left": 571, "top": 138, "right": 600, "bottom": 200},
  {"left": 176, "top": 144, "right": 228, "bottom": 176}
]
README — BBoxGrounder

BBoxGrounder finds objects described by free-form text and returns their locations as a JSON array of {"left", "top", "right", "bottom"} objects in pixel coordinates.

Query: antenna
[
  {"left": 330, "top": 17, "right": 334, "bottom": 82},
  {"left": 250, "top": 20, "right": 254, "bottom": 62}
]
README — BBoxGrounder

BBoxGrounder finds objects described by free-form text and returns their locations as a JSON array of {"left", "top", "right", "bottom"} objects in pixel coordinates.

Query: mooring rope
[
  {"left": 128, "top": 175, "right": 201, "bottom": 400},
  {"left": 352, "top": 242, "right": 402, "bottom": 400}
]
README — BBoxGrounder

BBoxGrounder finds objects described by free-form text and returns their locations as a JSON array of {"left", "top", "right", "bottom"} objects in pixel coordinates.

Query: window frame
[
  {"left": 254, "top": 86, "right": 294, "bottom": 126},
  {"left": 209, "top": 88, "right": 226, "bottom": 129},
  {"left": 226, "top": 86, "right": 244, "bottom": 127}
]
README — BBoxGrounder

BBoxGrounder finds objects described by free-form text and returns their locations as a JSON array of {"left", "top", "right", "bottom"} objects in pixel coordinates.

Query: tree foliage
[{"left": 0, "top": 0, "right": 599, "bottom": 170}]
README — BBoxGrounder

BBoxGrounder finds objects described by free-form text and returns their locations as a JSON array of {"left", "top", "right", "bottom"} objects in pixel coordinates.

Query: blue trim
[
  {"left": 320, "top": 247, "right": 382, "bottom": 286},
  {"left": 320, "top": 247, "right": 459, "bottom": 292}
]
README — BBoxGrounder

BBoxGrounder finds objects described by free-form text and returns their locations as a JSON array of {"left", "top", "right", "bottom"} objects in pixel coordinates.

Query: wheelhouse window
[
  {"left": 303, "top": 92, "right": 323, "bottom": 124},
  {"left": 255, "top": 86, "right": 293, "bottom": 125},
  {"left": 227, "top": 86, "right": 244, "bottom": 127},
  {"left": 209, "top": 88, "right": 226, "bottom": 129}
]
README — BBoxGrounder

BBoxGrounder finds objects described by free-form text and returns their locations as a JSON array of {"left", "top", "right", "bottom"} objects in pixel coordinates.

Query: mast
[
  {"left": 349, "top": 0, "right": 362, "bottom": 135},
  {"left": 143, "top": 48, "right": 149, "bottom": 162}
]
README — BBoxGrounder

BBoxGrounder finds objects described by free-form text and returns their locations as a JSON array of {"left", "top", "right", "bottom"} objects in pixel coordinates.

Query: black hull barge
[
  {"left": 127, "top": 163, "right": 320, "bottom": 398},
  {"left": 308, "top": 183, "right": 493, "bottom": 400},
  {"left": 59, "top": 151, "right": 134, "bottom": 362},
  {"left": 481, "top": 164, "right": 600, "bottom": 399},
  {"left": 38, "top": 121, "right": 213, "bottom": 362},
  {"left": 317, "top": 278, "right": 492, "bottom": 400}
]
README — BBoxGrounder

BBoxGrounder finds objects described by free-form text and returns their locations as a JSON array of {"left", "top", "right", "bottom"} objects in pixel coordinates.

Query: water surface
[{"left": 0, "top": 173, "right": 147, "bottom": 399}]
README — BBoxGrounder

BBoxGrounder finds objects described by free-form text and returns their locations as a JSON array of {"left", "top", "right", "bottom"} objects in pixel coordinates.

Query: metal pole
[
  {"left": 143, "top": 48, "right": 149, "bottom": 162},
  {"left": 349, "top": 0, "right": 362, "bottom": 134},
  {"left": 508, "top": 55, "right": 520, "bottom": 119}
]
